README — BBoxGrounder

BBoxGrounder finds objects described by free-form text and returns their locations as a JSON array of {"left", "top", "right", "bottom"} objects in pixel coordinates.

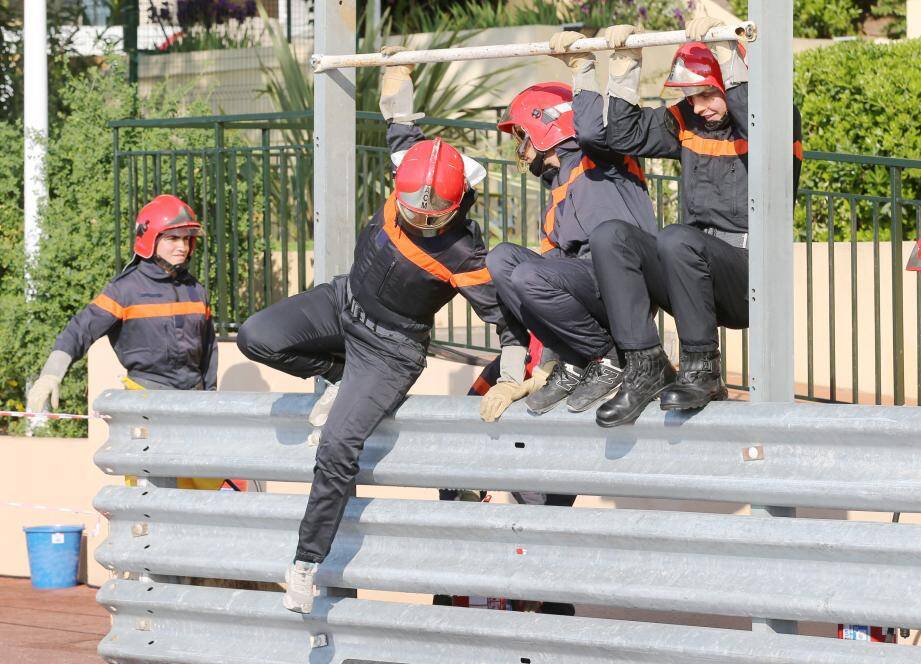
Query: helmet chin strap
[{"left": 152, "top": 255, "right": 189, "bottom": 277}]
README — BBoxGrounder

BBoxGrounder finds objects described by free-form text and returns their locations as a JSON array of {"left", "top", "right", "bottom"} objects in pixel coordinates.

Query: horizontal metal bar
[
  {"left": 803, "top": 150, "right": 921, "bottom": 170},
  {"left": 94, "top": 487, "right": 921, "bottom": 627},
  {"left": 312, "top": 24, "right": 757, "bottom": 72},
  {"left": 108, "top": 110, "right": 314, "bottom": 129},
  {"left": 97, "top": 580, "right": 911, "bottom": 664},
  {"left": 93, "top": 391, "right": 921, "bottom": 511}
]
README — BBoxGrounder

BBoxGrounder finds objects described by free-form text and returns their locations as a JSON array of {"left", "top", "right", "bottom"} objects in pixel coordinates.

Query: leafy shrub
[{"left": 794, "top": 39, "right": 921, "bottom": 240}]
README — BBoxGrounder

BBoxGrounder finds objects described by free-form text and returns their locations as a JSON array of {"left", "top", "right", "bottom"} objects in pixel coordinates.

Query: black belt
[
  {"left": 345, "top": 280, "right": 428, "bottom": 344},
  {"left": 702, "top": 226, "right": 748, "bottom": 249}
]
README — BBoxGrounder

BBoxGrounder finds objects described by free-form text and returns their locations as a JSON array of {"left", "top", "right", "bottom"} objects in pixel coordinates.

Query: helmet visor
[
  {"left": 397, "top": 199, "right": 458, "bottom": 232},
  {"left": 160, "top": 225, "right": 205, "bottom": 239},
  {"left": 511, "top": 126, "right": 532, "bottom": 175}
]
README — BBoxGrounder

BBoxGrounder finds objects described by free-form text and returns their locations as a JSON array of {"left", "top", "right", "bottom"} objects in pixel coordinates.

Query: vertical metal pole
[
  {"left": 23, "top": 0, "right": 48, "bottom": 299},
  {"left": 748, "top": 0, "right": 796, "bottom": 636},
  {"left": 113, "top": 128, "right": 122, "bottom": 272},
  {"left": 748, "top": 0, "right": 794, "bottom": 402},
  {"left": 214, "top": 123, "right": 227, "bottom": 336},
  {"left": 124, "top": 0, "right": 139, "bottom": 85},
  {"left": 286, "top": 0, "right": 293, "bottom": 43},
  {"left": 313, "top": 1, "right": 356, "bottom": 601},
  {"left": 890, "top": 167, "right": 905, "bottom": 405},
  {"left": 313, "top": 0, "right": 356, "bottom": 284}
]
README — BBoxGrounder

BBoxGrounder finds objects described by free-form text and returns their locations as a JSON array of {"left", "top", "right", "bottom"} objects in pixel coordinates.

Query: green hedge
[{"left": 794, "top": 39, "right": 921, "bottom": 240}]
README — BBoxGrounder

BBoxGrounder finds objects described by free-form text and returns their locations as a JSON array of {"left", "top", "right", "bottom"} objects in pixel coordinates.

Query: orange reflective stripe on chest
[
  {"left": 382, "top": 194, "right": 491, "bottom": 288},
  {"left": 92, "top": 294, "right": 210, "bottom": 321},
  {"left": 669, "top": 105, "right": 748, "bottom": 157},
  {"left": 541, "top": 156, "right": 596, "bottom": 254},
  {"left": 669, "top": 105, "right": 801, "bottom": 159}
]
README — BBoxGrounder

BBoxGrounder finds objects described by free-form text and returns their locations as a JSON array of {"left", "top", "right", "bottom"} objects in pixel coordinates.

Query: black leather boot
[
  {"left": 660, "top": 349, "right": 728, "bottom": 411},
  {"left": 596, "top": 346, "right": 676, "bottom": 427}
]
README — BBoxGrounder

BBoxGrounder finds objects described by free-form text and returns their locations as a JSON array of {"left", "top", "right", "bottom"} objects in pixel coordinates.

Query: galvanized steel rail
[
  {"left": 97, "top": 580, "right": 914, "bottom": 664},
  {"left": 92, "top": 390, "right": 921, "bottom": 661},
  {"left": 94, "top": 390, "right": 921, "bottom": 511},
  {"left": 95, "top": 487, "right": 921, "bottom": 627}
]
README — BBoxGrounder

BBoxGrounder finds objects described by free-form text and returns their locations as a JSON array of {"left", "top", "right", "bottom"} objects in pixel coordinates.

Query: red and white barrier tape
[
  {"left": 2, "top": 501, "right": 103, "bottom": 537},
  {"left": 0, "top": 410, "right": 110, "bottom": 421}
]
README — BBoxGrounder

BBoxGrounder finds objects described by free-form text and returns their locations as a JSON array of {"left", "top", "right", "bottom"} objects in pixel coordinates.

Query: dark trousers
[
  {"left": 485, "top": 242, "right": 614, "bottom": 366},
  {"left": 237, "top": 276, "right": 427, "bottom": 563},
  {"left": 589, "top": 221, "right": 748, "bottom": 352}
]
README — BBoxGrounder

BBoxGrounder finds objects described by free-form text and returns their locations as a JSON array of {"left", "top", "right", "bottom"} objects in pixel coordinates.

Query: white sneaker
[
  {"left": 308, "top": 383, "right": 339, "bottom": 427},
  {"left": 283, "top": 560, "right": 318, "bottom": 614}
]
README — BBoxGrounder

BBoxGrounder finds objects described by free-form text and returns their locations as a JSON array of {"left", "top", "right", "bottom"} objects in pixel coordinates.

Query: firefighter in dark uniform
[
  {"left": 27, "top": 195, "right": 215, "bottom": 400},
  {"left": 235, "top": 51, "right": 527, "bottom": 614},
  {"left": 485, "top": 30, "right": 657, "bottom": 420},
  {"left": 26, "top": 195, "right": 219, "bottom": 488},
  {"left": 583, "top": 16, "right": 803, "bottom": 426}
]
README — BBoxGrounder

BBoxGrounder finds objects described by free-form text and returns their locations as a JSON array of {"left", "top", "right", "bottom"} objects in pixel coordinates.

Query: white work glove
[
  {"left": 26, "top": 350, "right": 71, "bottom": 413},
  {"left": 27, "top": 375, "right": 62, "bottom": 413},
  {"left": 685, "top": 15, "right": 723, "bottom": 42},
  {"left": 379, "top": 45, "right": 424, "bottom": 125},
  {"left": 548, "top": 31, "right": 598, "bottom": 94},
  {"left": 602, "top": 25, "right": 642, "bottom": 106},
  {"left": 685, "top": 12, "right": 748, "bottom": 89}
]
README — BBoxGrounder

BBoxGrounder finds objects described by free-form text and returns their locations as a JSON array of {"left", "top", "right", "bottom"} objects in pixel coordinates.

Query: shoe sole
[
  {"left": 567, "top": 385, "right": 622, "bottom": 413},
  {"left": 526, "top": 398, "right": 567, "bottom": 416},
  {"left": 595, "top": 384, "right": 671, "bottom": 428},
  {"left": 660, "top": 389, "right": 729, "bottom": 412}
]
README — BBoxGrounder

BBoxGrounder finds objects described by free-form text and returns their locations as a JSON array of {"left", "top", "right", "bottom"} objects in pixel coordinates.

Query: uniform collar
[{"left": 138, "top": 258, "right": 187, "bottom": 282}]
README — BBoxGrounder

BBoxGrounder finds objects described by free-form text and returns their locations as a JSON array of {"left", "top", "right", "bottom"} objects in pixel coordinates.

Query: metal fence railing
[
  {"left": 110, "top": 112, "right": 921, "bottom": 405},
  {"left": 93, "top": 390, "right": 921, "bottom": 662}
]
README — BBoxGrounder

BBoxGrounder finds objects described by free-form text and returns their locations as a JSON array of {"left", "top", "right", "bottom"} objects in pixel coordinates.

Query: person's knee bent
[
  {"left": 236, "top": 312, "right": 277, "bottom": 363},
  {"left": 314, "top": 438, "right": 361, "bottom": 485},
  {"left": 589, "top": 219, "right": 636, "bottom": 253},
  {"left": 657, "top": 223, "right": 703, "bottom": 260},
  {"left": 486, "top": 242, "right": 525, "bottom": 284},
  {"left": 509, "top": 259, "right": 544, "bottom": 299}
]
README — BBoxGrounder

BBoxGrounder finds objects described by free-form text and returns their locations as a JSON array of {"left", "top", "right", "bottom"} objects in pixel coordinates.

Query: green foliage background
[
  {"left": 793, "top": 39, "right": 921, "bottom": 240},
  {"left": 728, "top": 0, "right": 906, "bottom": 39}
]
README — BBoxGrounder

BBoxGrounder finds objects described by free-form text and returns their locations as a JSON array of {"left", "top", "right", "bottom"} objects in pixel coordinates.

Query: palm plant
[{"left": 258, "top": 2, "right": 520, "bottom": 237}]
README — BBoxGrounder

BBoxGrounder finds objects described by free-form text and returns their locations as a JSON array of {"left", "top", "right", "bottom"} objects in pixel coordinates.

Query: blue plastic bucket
[{"left": 23, "top": 525, "right": 84, "bottom": 589}]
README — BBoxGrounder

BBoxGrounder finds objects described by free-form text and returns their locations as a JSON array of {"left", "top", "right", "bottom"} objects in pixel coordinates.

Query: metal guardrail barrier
[{"left": 92, "top": 390, "right": 921, "bottom": 663}]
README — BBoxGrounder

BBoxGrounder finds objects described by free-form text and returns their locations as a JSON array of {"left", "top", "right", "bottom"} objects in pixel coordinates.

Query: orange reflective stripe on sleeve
[
  {"left": 91, "top": 293, "right": 125, "bottom": 318},
  {"left": 382, "top": 193, "right": 487, "bottom": 289},
  {"left": 541, "top": 156, "right": 596, "bottom": 254},
  {"left": 451, "top": 267, "right": 492, "bottom": 289},
  {"left": 793, "top": 140, "right": 803, "bottom": 161},
  {"left": 122, "top": 301, "right": 211, "bottom": 320}
]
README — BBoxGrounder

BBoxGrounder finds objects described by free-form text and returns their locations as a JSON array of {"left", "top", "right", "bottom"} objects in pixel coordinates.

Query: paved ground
[{"left": 0, "top": 577, "right": 106, "bottom": 663}]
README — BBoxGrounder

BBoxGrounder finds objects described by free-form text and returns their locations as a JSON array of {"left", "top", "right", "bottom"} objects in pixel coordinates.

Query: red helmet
[
  {"left": 134, "top": 194, "right": 204, "bottom": 260},
  {"left": 907, "top": 239, "right": 921, "bottom": 271},
  {"left": 498, "top": 82, "right": 575, "bottom": 152},
  {"left": 393, "top": 138, "right": 467, "bottom": 236},
  {"left": 664, "top": 42, "right": 725, "bottom": 96}
]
